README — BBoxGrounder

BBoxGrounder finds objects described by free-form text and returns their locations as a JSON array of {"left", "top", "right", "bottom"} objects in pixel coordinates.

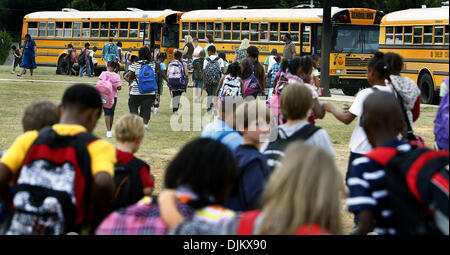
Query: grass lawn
[{"left": 0, "top": 65, "right": 439, "bottom": 233}]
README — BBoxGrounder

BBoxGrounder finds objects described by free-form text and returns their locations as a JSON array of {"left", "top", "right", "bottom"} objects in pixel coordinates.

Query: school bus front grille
[
  {"left": 345, "top": 57, "right": 369, "bottom": 67},
  {"left": 345, "top": 69, "right": 367, "bottom": 75}
]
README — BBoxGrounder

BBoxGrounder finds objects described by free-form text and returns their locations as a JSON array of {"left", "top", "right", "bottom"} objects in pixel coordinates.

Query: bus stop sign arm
[{"left": 321, "top": 0, "right": 332, "bottom": 97}]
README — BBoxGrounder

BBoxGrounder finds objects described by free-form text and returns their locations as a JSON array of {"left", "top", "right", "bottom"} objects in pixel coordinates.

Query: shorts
[
  {"left": 194, "top": 80, "right": 203, "bottom": 89},
  {"left": 13, "top": 58, "right": 21, "bottom": 68},
  {"left": 128, "top": 94, "right": 155, "bottom": 120},
  {"left": 103, "top": 97, "right": 117, "bottom": 116}
]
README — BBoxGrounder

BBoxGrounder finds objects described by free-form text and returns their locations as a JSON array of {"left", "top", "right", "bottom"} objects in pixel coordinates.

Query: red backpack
[
  {"left": 365, "top": 143, "right": 449, "bottom": 235},
  {"left": 237, "top": 210, "right": 330, "bottom": 235}
]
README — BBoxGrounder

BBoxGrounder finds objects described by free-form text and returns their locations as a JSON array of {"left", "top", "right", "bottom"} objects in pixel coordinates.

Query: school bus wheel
[
  {"left": 57, "top": 55, "right": 70, "bottom": 75},
  {"left": 418, "top": 73, "right": 434, "bottom": 104}
]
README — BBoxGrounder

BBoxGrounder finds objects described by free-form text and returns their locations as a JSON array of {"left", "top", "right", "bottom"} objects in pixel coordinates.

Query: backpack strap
[
  {"left": 287, "top": 124, "right": 321, "bottom": 142},
  {"left": 237, "top": 210, "right": 260, "bottom": 235},
  {"left": 248, "top": 58, "right": 255, "bottom": 74},
  {"left": 390, "top": 85, "right": 416, "bottom": 141},
  {"left": 364, "top": 147, "right": 399, "bottom": 166},
  {"left": 215, "top": 130, "right": 239, "bottom": 142}
]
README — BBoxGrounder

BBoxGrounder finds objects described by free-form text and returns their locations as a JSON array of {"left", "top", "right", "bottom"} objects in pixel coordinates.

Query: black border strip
[
  {"left": 401, "top": 70, "right": 419, "bottom": 74},
  {"left": 434, "top": 71, "right": 449, "bottom": 76},
  {"left": 403, "top": 58, "right": 449, "bottom": 64},
  {"left": 379, "top": 44, "right": 449, "bottom": 50},
  {"left": 23, "top": 37, "right": 144, "bottom": 42}
]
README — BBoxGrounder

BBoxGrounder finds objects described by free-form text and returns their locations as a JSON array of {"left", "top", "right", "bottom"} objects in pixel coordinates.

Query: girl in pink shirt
[{"left": 99, "top": 61, "right": 122, "bottom": 138}]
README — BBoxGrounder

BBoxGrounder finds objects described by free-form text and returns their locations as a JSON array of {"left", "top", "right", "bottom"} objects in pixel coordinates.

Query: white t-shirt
[
  {"left": 89, "top": 50, "right": 97, "bottom": 64},
  {"left": 267, "top": 56, "right": 277, "bottom": 72},
  {"left": 348, "top": 85, "right": 394, "bottom": 154},
  {"left": 203, "top": 55, "right": 225, "bottom": 70},
  {"left": 192, "top": 45, "right": 203, "bottom": 61}
]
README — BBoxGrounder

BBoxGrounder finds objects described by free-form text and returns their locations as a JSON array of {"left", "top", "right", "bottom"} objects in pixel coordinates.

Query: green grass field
[{"left": 0, "top": 65, "right": 439, "bottom": 233}]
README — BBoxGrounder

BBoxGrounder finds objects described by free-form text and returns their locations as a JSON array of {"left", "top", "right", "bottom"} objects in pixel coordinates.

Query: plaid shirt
[{"left": 96, "top": 196, "right": 194, "bottom": 235}]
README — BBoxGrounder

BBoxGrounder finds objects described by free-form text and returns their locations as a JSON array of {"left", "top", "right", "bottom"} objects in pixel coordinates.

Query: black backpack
[
  {"left": 111, "top": 158, "right": 148, "bottom": 211},
  {"left": 1, "top": 126, "right": 96, "bottom": 235},
  {"left": 365, "top": 144, "right": 449, "bottom": 235},
  {"left": 78, "top": 49, "right": 86, "bottom": 66},
  {"left": 263, "top": 124, "right": 321, "bottom": 172}
]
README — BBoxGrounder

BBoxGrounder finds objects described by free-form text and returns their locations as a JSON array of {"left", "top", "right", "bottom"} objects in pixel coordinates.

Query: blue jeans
[{"left": 79, "top": 62, "right": 91, "bottom": 77}]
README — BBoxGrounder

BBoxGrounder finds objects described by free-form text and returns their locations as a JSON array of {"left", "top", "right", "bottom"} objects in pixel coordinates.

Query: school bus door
[{"left": 301, "top": 23, "right": 322, "bottom": 56}]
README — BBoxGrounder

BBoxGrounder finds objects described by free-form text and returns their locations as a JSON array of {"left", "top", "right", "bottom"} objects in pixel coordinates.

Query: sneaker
[
  {"left": 106, "top": 131, "right": 113, "bottom": 138},
  {"left": 154, "top": 108, "right": 159, "bottom": 114},
  {"left": 151, "top": 107, "right": 155, "bottom": 113},
  {"left": 10, "top": 71, "right": 15, "bottom": 74},
  {"left": 173, "top": 111, "right": 179, "bottom": 115},
  {"left": 144, "top": 125, "right": 150, "bottom": 131}
]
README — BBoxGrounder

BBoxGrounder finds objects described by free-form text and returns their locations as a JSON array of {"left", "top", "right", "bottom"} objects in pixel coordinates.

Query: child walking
[
  {"left": 192, "top": 50, "right": 205, "bottom": 103},
  {"left": 97, "top": 61, "right": 122, "bottom": 138},
  {"left": 216, "top": 61, "right": 244, "bottom": 100},
  {"left": 11, "top": 46, "right": 22, "bottom": 74}
]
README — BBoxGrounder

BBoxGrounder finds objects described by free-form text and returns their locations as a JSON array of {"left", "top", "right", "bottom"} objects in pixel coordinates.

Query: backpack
[
  {"left": 167, "top": 60, "right": 187, "bottom": 92},
  {"left": 220, "top": 75, "right": 242, "bottom": 99},
  {"left": 237, "top": 210, "right": 329, "bottom": 235},
  {"left": 111, "top": 158, "right": 148, "bottom": 211},
  {"left": 434, "top": 92, "right": 449, "bottom": 150},
  {"left": 137, "top": 61, "right": 158, "bottom": 94},
  {"left": 365, "top": 144, "right": 449, "bottom": 235},
  {"left": 192, "top": 58, "right": 204, "bottom": 81},
  {"left": 267, "top": 72, "right": 290, "bottom": 124},
  {"left": 70, "top": 49, "right": 78, "bottom": 63},
  {"left": 1, "top": 127, "right": 96, "bottom": 235},
  {"left": 243, "top": 58, "right": 262, "bottom": 98},
  {"left": 95, "top": 76, "right": 114, "bottom": 109},
  {"left": 263, "top": 124, "right": 321, "bottom": 172},
  {"left": 78, "top": 49, "right": 86, "bottom": 66},
  {"left": 204, "top": 57, "right": 222, "bottom": 87}
]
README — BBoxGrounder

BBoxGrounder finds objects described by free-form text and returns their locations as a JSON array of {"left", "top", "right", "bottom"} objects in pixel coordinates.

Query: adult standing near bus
[
  {"left": 283, "top": 34, "right": 296, "bottom": 61},
  {"left": 204, "top": 34, "right": 215, "bottom": 58},
  {"left": 192, "top": 38, "right": 203, "bottom": 61},
  {"left": 17, "top": 34, "right": 36, "bottom": 77},
  {"left": 102, "top": 38, "right": 119, "bottom": 65},
  {"left": 181, "top": 35, "right": 194, "bottom": 87},
  {"left": 234, "top": 39, "right": 249, "bottom": 64}
]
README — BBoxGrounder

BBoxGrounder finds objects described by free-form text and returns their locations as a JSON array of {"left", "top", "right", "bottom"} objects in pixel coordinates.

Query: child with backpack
[
  {"left": 0, "top": 84, "right": 116, "bottom": 235},
  {"left": 65, "top": 44, "right": 77, "bottom": 76},
  {"left": 124, "top": 47, "right": 159, "bottom": 131},
  {"left": 241, "top": 46, "right": 265, "bottom": 98},
  {"left": 216, "top": 61, "right": 244, "bottom": 100},
  {"left": 268, "top": 59, "right": 291, "bottom": 124},
  {"left": 153, "top": 53, "right": 169, "bottom": 114},
  {"left": 158, "top": 142, "right": 344, "bottom": 235},
  {"left": 192, "top": 50, "right": 206, "bottom": 103},
  {"left": 96, "top": 61, "right": 122, "bottom": 138},
  {"left": 10, "top": 45, "right": 22, "bottom": 74},
  {"left": 224, "top": 100, "right": 272, "bottom": 211},
  {"left": 349, "top": 91, "right": 449, "bottom": 235},
  {"left": 96, "top": 138, "right": 237, "bottom": 235},
  {"left": 203, "top": 45, "right": 225, "bottom": 113},
  {"left": 262, "top": 83, "right": 334, "bottom": 172},
  {"left": 111, "top": 114, "right": 154, "bottom": 211},
  {"left": 168, "top": 51, "right": 189, "bottom": 114},
  {"left": 266, "top": 55, "right": 281, "bottom": 98}
]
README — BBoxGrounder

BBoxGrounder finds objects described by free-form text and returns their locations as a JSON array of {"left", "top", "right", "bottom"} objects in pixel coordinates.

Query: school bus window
[
  {"left": 445, "top": 25, "right": 449, "bottom": 44},
  {"left": 139, "top": 22, "right": 149, "bottom": 39},
  {"left": 206, "top": 22, "right": 214, "bottom": 38},
  {"left": 223, "top": 22, "right": 231, "bottom": 40},
  {"left": 394, "top": 26, "right": 403, "bottom": 44},
  {"left": 251, "top": 23, "right": 259, "bottom": 41},
  {"left": 434, "top": 26, "right": 444, "bottom": 44},
  {"left": 119, "top": 22, "right": 128, "bottom": 38},
  {"left": 260, "top": 23, "right": 269, "bottom": 42},
  {"left": 302, "top": 25, "right": 310, "bottom": 45},
  {"left": 190, "top": 22, "right": 197, "bottom": 38},
  {"left": 270, "top": 23, "right": 278, "bottom": 41},
  {"left": 290, "top": 23, "right": 299, "bottom": 42},
  {"left": 182, "top": 22, "right": 189, "bottom": 39},
  {"left": 27, "top": 22, "right": 38, "bottom": 37},
  {"left": 423, "top": 25, "right": 432, "bottom": 44},
  {"left": 129, "top": 22, "right": 138, "bottom": 38},
  {"left": 91, "top": 22, "right": 99, "bottom": 37},
  {"left": 198, "top": 22, "right": 205, "bottom": 40},
  {"left": 215, "top": 23, "right": 222, "bottom": 40},
  {"left": 385, "top": 26, "right": 393, "bottom": 44},
  {"left": 64, "top": 22, "right": 72, "bottom": 37},
  {"left": 404, "top": 26, "right": 412, "bottom": 44},
  {"left": 242, "top": 22, "right": 249, "bottom": 40},
  {"left": 55, "top": 22, "right": 63, "bottom": 37},
  {"left": 280, "top": 23, "right": 289, "bottom": 42},
  {"left": 100, "top": 22, "right": 108, "bottom": 37},
  {"left": 82, "top": 22, "right": 90, "bottom": 37},
  {"left": 232, "top": 23, "right": 240, "bottom": 41},
  {"left": 110, "top": 22, "right": 118, "bottom": 38},
  {"left": 38, "top": 22, "right": 46, "bottom": 37},
  {"left": 413, "top": 26, "right": 422, "bottom": 44},
  {"left": 47, "top": 22, "right": 55, "bottom": 37},
  {"left": 73, "top": 22, "right": 81, "bottom": 38}
]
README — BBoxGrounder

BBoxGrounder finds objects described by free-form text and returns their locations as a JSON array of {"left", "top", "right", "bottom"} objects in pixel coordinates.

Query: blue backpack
[
  {"left": 434, "top": 90, "right": 449, "bottom": 150},
  {"left": 137, "top": 61, "right": 158, "bottom": 94}
]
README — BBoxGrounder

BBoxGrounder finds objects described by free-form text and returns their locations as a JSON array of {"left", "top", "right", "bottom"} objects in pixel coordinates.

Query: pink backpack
[
  {"left": 96, "top": 79, "right": 114, "bottom": 109},
  {"left": 267, "top": 72, "right": 289, "bottom": 125}
]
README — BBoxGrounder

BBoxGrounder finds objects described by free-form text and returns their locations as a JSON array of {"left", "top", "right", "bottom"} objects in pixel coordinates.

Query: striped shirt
[
  {"left": 128, "top": 60, "right": 157, "bottom": 96},
  {"left": 347, "top": 140, "right": 410, "bottom": 235}
]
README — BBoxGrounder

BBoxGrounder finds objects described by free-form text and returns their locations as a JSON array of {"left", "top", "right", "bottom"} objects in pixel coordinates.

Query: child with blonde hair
[{"left": 112, "top": 113, "right": 154, "bottom": 211}]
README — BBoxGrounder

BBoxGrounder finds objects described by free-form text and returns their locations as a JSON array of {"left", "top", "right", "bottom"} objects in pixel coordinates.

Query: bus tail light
[{"left": 330, "top": 69, "right": 336, "bottom": 74}]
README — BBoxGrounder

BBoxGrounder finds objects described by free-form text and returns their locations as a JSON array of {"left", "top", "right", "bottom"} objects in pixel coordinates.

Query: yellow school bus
[
  {"left": 179, "top": 7, "right": 384, "bottom": 95},
  {"left": 379, "top": 6, "right": 449, "bottom": 104},
  {"left": 21, "top": 9, "right": 183, "bottom": 74}
]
